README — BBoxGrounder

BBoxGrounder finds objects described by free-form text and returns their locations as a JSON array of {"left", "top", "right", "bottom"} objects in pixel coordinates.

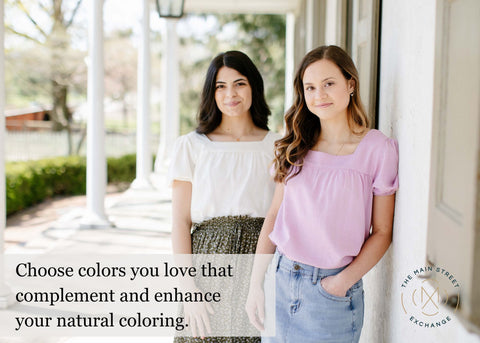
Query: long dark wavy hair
[
  {"left": 195, "top": 51, "right": 271, "bottom": 134},
  {"left": 274, "top": 45, "right": 370, "bottom": 183}
]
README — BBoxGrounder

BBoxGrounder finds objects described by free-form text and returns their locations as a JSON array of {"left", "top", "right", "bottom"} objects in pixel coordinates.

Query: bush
[
  {"left": 6, "top": 154, "right": 138, "bottom": 216},
  {"left": 107, "top": 154, "right": 137, "bottom": 183}
]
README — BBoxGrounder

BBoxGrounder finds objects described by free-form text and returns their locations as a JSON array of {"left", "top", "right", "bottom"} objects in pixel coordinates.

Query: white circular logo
[{"left": 400, "top": 266, "right": 460, "bottom": 328}]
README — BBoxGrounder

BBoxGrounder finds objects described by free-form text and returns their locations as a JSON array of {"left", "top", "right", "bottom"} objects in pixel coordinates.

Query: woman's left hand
[
  {"left": 320, "top": 274, "right": 351, "bottom": 297},
  {"left": 245, "top": 283, "right": 265, "bottom": 332}
]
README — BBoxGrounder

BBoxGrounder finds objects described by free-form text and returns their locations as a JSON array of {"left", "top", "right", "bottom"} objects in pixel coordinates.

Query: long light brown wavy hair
[{"left": 274, "top": 45, "right": 370, "bottom": 183}]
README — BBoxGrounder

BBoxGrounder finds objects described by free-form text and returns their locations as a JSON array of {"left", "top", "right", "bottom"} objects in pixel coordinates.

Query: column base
[
  {"left": 0, "top": 284, "right": 14, "bottom": 309},
  {"left": 150, "top": 171, "right": 168, "bottom": 191},
  {"left": 154, "top": 148, "right": 169, "bottom": 173},
  {"left": 130, "top": 177, "right": 153, "bottom": 190},
  {"left": 79, "top": 211, "right": 114, "bottom": 229}
]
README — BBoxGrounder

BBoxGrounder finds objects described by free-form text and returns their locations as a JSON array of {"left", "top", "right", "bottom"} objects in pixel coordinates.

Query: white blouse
[{"left": 168, "top": 130, "right": 280, "bottom": 223}]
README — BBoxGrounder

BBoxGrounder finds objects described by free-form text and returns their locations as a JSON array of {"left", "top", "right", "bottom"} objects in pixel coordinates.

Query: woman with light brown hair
[{"left": 246, "top": 45, "right": 399, "bottom": 342}]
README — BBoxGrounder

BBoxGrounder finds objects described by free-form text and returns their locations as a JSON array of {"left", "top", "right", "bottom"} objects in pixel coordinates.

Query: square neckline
[
  {"left": 309, "top": 129, "right": 373, "bottom": 158},
  {"left": 201, "top": 130, "right": 272, "bottom": 143}
]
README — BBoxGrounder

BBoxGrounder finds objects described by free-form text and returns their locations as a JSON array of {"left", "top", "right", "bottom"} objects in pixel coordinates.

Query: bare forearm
[
  {"left": 171, "top": 222, "right": 197, "bottom": 290},
  {"left": 337, "top": 231, "right": 392, "bottom": 288},
  {"left": 331, "top": 194, "right": 396, "bottom": 293},
  {"left": 249, "top": 214, "right": 277, "bottom": 289},
  {"left": 171, "top": 180, "right": 193, "bottom": 254},
  {"left": 250, "top": 182, "right": 284, "bottom": 285},
  {"left": 172, "top": 224, "right": 193, "bottom": 254},
  {"left": 256, "top": 213, "right": 277, "bottom": 255}
]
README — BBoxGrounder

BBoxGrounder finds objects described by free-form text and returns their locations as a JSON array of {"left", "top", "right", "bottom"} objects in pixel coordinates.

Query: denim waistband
[{"left": 274, "top": 250, "right": 348, "bottom": 284}]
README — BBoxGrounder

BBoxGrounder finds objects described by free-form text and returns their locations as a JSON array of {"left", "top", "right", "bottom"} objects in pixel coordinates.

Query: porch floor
[{"left": 4, "top": 174, "right": 175, "bottom": 343}]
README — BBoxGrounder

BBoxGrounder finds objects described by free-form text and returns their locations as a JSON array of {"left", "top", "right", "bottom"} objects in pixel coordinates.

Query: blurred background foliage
[
  {"left": 3, "top": 1, "right": 286, "bottom": 214},
  {"left": 6, "top": 154, "right": 138, "bottom": 215},
  {"left": 4, "top": 1, "right": 286, "bottom": 151}
]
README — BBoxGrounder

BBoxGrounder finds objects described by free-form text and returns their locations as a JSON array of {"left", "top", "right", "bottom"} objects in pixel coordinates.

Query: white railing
[{"left": 5, "top": 131, "right": 160, "bottom": 161}]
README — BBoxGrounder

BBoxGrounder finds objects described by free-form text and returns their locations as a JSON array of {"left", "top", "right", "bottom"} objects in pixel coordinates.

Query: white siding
[{"left": 360, "top": 0, "right": 480, "bottom": 342}]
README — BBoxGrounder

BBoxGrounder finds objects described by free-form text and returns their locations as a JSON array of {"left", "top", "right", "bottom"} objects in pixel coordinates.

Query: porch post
[
  {"left": 81, "top": 0, "right": 111, "bottom": 227},
  {"left": 305, "top": 0, "right": 326, "bottom": 51},
  {"left": 0, "top": 0, "right": 13, "bottom": 308},
  {"left": 131, "top": 0, "right": 153, "bottom": 189},
  {"left": 154, "top": 19, "right": 179, "bottom": 174},
  {"left": 284, "top": 12, "right": 296, "bottom": 112}
]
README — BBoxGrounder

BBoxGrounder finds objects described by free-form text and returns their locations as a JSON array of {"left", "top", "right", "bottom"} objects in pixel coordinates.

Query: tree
[
  {"left": 5, "top": 0, "right": 86, "bottom": 153},
  {"left": 104, "top": 29, "right": 137, "bottom": 130}
]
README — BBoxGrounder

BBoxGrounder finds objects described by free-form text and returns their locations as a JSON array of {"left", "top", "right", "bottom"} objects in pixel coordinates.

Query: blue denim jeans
[{"left": 262, "top": 250, "right": 364, "bottom": 343}]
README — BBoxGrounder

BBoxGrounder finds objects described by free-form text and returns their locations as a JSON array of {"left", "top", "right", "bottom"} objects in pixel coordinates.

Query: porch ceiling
[{"left": 183, "top": 0, "right": 301, "bottom": 15}]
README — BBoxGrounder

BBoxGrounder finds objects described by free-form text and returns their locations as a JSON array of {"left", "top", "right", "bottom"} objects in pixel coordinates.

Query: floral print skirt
[{"left": 174, "top": 215, "right": 264, "bottom": 343}]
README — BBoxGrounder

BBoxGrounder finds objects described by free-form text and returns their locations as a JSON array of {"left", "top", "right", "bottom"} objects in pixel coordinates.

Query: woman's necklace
[
  {"left": 220, "top": 127, "right": 254, "bottom": 141},
  {"left": 335, "top": 142, "right": 346, "bottom": 155}
]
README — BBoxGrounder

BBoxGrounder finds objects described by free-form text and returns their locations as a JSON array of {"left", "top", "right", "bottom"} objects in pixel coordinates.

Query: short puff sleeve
[
  {"left": 372, "top": 138, "right": 399, "bottom": 196},
  {"left": 167, "top": 134, "right": 195, "bottom": 184}
]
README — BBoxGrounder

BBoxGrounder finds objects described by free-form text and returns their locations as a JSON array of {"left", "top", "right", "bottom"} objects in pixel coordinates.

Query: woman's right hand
[
  {"left": 183, "top": 297, "right": 214, "bottom": 338},
  {"left": 244, "top": 182, "right": 285, "bottom": 332},
  {"left": 172, "top": 180, "right": 213, "bottom": 336},
  {"left": 245, "top": 284, "right": 265, "bottom": 332}
]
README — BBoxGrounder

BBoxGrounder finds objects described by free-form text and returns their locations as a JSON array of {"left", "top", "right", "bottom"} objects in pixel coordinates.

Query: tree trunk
[
  {"left": 51, "top": 80, "right": 73, "bottom": 155},
  {"left": 50, "top": 80, "right": 66, "bottom": 130}
]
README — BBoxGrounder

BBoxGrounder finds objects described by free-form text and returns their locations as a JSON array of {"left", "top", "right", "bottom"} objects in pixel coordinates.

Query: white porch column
[
  {"left": 305, "top": 0, "right": 315, "bottom": 52},
  {"left": 154, "top": 19, "right": 179, "bottom": 174},
  {"left": 324, "top": 0, "right": 347, "bottom": 48},
  {"left": 284, "top": 12, "right": 296, "bottom": 112},
  {"left": 305, "top": 0, "right": 326, "bottom": 52},
  {"left": 81, "top": 0, "right": 111, "bottom": 227},
  {"left": 0, "top": 0, "right": 13, "bottom": 309},
  {"left": 131, "top": 0, "right": 152, "bottom": 189}
]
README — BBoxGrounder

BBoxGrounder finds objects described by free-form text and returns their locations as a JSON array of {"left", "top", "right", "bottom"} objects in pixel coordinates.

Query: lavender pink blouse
[{"left": 269, "top": 129, "right": 399, "bottom": 269}]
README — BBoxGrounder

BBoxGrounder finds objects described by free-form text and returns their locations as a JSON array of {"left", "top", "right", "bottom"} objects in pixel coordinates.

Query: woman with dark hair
[
  {"left": 196, "top": 51, "right": 271, "bottom": 134},
  {"left": 246, "top": 45, "right": 399, "bottom": 342},
  {"left": 169, "top": 50, "right": 280, "bottom": 342}
]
